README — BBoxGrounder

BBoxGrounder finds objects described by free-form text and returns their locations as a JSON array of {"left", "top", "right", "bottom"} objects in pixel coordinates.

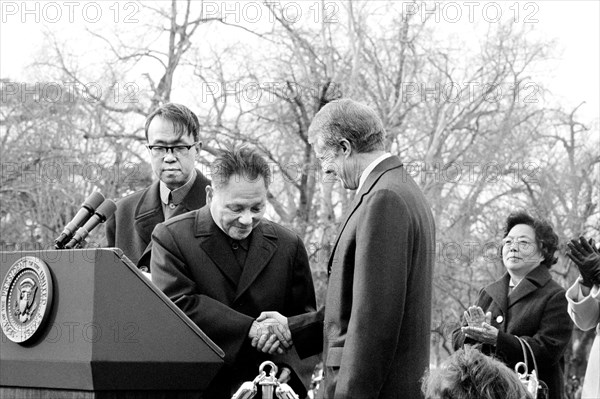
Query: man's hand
[
  {"left": 249, "top": 320, "right": 283, "bottom": 354},
  {"left": 249, "top": 312, "right": 292, "bottom": 354},
  {"left": 567, "top": 237, "right": 600, "bottom": 287}
]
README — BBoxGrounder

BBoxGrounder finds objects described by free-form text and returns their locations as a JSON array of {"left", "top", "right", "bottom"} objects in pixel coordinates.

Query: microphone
[
  {"left": 64, "top": 200, "right": 117, "bottom": 249},
  {"left": 55, "top": 192, "right": 105, "bottom": 248}
]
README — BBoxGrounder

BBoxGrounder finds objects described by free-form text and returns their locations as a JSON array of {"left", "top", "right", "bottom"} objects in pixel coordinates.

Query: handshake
[{"left": 248, "top": 311, "right": 293, "bottom": 355}]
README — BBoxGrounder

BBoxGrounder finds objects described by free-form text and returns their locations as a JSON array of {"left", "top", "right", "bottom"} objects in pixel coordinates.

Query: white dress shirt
[{"left": 357, "top": 153, "right": 392, "bottom": 193}]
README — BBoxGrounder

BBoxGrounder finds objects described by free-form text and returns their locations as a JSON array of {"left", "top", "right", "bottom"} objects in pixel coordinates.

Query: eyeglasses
[
  {"left": 146, "top": 142, "right": 200, "bottom": 158},
  {"left": 502, "top": 239, "right": 536, "bottom": 251}
]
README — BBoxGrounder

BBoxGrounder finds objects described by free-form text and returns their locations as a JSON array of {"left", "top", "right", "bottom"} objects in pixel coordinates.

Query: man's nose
[
  {"left": 163, "top": 150, "right": 177, "bottom": 161},
  {"left": 239, "top": 211, "right": 253, "bottom": 225}
]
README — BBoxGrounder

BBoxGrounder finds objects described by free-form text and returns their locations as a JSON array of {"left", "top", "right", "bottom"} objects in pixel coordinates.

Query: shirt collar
[
  {"left": 357, "top": 153, "right": 392, "bottom": 192},
  {"left": 211, "top": 216, "right": 251, "bottom": 250},
  {"left": 230, "top": 236, "right": 250, "bottom": 251},
  {"left": 159, "top": 169, "right": 197, "bottom": 205}
]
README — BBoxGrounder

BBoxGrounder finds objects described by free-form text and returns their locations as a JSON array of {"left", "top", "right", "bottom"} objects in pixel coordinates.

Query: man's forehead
[
  {"left": 309, "top": 134, "right": 326, "bottom": 151},
  {"left": 218, "top": 192, "right": 267, "bottom": 207},
  {"left": 149, "top": 117, "right": 193, "bottom": 138},
  {"left": 214, "top": 176, "right": 268, "bottom": 195},
  {"left": 150, "top": 136, "right": 193, "bottom": 144}
]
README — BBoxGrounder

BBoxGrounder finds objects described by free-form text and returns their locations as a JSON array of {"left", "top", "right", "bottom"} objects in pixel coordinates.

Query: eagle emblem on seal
[
  {"left": 14, "top": 277, "right": 38, "bottom": 323},
  {"left": 1, "top": 256, "right": 54, "bottom": 343}
]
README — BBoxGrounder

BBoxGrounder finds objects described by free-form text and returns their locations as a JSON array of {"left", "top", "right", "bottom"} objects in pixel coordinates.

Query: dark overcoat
[
  {"left": 150, "top": 206, "right": 317, "bottom": 398},
  {"left": 290, "top": 156, "right": 436, "bottom": 399},
  {"left": 105, "top": 170, "right": 210, "bottom": 267},
  {"left": 452, "top": 266, "right": 573, "bottom": 399}
]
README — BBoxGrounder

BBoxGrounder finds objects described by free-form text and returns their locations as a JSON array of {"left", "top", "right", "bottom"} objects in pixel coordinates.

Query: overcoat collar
[
  {"left": 508, "top": 265, "right": 552, "bottom": 307},
  {"left": 484, "top": 266, "right": 553, "bottom": 310},
  {"left": 483, "top": 273, "right": 510, "bottom": 314},
  {"left": 134, "top": 170, "right": 207, "bottom": 245},
  {"left": 327, "top": 156, "right": 404, "bottom": 275},
  {"left": 134, "top": 180, "right": 163, "bottom": 245},
  {"left": 194, "top": 206, "right": 278, "bottom": 300}
]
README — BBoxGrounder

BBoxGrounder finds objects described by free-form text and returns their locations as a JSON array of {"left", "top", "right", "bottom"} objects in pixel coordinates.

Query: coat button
[{"left": 496, "top": 315, "right": 504, "bottom": 323}]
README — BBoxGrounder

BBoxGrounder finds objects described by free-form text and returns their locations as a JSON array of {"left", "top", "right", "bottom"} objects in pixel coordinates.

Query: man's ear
[
  {"left": 193, "top": 141, "right": 202, "bottom": 160},
  {"left": 206, "top": 185, "right": 213, "bottom": 204},
  {"left": 340, "top": 139, "right": 352, "bottom": 157}
]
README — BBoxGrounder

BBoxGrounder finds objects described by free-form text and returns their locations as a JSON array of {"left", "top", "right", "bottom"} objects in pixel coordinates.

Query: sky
[{"left": 1, "top": 0, "right": 599, "bottom": 122}]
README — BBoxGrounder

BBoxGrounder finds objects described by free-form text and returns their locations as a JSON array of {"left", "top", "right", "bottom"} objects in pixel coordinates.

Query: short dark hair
[
  {"left": 422, "top": 347, "right": 531, "bottom": 399},
  {"left": 502, "top": 211, "right": 559, "bottom": 268},
  {"left": 144, "top": 103, "right": 200, "bottom": 142},
  {"left": 211, "top": 146, "right": 271, "bottom": 190},
  {"left": 309, "top": 99, "right": 386, "bottom": 153}
]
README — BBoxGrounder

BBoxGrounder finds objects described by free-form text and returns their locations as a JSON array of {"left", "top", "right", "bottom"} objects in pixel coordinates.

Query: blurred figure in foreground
[
  {"left": 422, "top": 346, "right": 531, "bottom": 399},
  {"left": 566, "top": 236, "right": 600, "bottom": 399}
]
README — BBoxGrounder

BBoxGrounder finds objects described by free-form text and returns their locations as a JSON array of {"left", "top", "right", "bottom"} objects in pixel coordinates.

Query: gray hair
[
  {"left": 309, "top": 99, "right": 386, "bottom": 153},
  {"left": 211, "top": 146, "right": 271, "bottom": 190}
]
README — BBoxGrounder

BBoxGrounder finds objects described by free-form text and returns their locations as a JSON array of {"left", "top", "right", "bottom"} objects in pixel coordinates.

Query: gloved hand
[{"left": 567, "top": 237, "right": 600, "bottom": 287}]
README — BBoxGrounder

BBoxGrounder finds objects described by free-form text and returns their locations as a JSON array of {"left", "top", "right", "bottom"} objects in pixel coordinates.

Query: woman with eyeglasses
[{"left": 452, "top": 211, "right": 573, "bottom": 399}]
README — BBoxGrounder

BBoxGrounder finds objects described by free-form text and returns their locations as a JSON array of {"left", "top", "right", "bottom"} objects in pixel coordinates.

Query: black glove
[{"left": 567, "top": 237, "right": 600, "bottom": 287}]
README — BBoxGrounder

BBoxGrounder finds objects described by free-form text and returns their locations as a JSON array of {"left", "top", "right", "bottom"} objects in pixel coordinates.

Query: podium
[{"left": 0, "top": 249, "right": 224, "bottom": 398}]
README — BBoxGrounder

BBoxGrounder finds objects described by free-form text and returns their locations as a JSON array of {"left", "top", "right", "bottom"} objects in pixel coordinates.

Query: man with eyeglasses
[{"left": 106, "top": 103, "right": 210, "bottom": 270}]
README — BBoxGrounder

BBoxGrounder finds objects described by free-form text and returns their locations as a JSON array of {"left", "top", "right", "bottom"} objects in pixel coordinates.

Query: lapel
[
  {"left": 195, "top": 207, "right": 242, "bottom": 286},
  {"left": 135, "top": 171, "right": 208, "bottom": 245},
  {"left": 484, "top": 273, "right": 510, "bottom": 321},
  {"left": 235, "top": 221, "right": 278, "bottom": 300},
  {"left": 134, "top": 180, "right": 164, "bottom": 246},
  {"left": 172, "top": 170, "right": 208, "bottom": 217},
  {"left": 508, "top": 266, "right": 551, "bottom": 308},
  {"left": 327, "top": 156, "right": 404, "bottom": 275}
]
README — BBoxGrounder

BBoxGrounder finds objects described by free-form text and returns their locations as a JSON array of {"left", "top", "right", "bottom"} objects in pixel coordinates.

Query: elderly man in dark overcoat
[
  {"left": 256, "top": 99, "right": 436, "bottom": 398},
  {"left": 151, "top": 147, "right": 317, "bottom": 398}
]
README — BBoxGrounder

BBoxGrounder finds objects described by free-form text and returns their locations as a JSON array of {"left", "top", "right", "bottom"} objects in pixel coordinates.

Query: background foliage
[{"left": 1, "top": 1, "right": 598, "bottom": 394}]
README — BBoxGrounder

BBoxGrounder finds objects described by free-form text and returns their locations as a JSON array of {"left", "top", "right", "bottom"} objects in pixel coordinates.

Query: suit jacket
[
  {"left": 151, "top": 206, "right": 317, "bottom": 398},
  {"left": 290, "top": 156, "right": 436, "bottom": 399},
  {"left": 453, "top": 266, "right": 573, "bottom": 399},
  {"left": 105, "top": 170, "right": 210, "bottom": 268}
]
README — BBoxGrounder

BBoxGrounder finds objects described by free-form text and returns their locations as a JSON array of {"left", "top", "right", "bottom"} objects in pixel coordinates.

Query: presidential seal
[{"left": 1, "top": 256, "right": 53, "bottom": 343}]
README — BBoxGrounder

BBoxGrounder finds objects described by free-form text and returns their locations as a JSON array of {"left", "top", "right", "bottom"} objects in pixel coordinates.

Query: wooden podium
[{"left": 0, "top": 248, "right": 224, "bottom": 398}]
